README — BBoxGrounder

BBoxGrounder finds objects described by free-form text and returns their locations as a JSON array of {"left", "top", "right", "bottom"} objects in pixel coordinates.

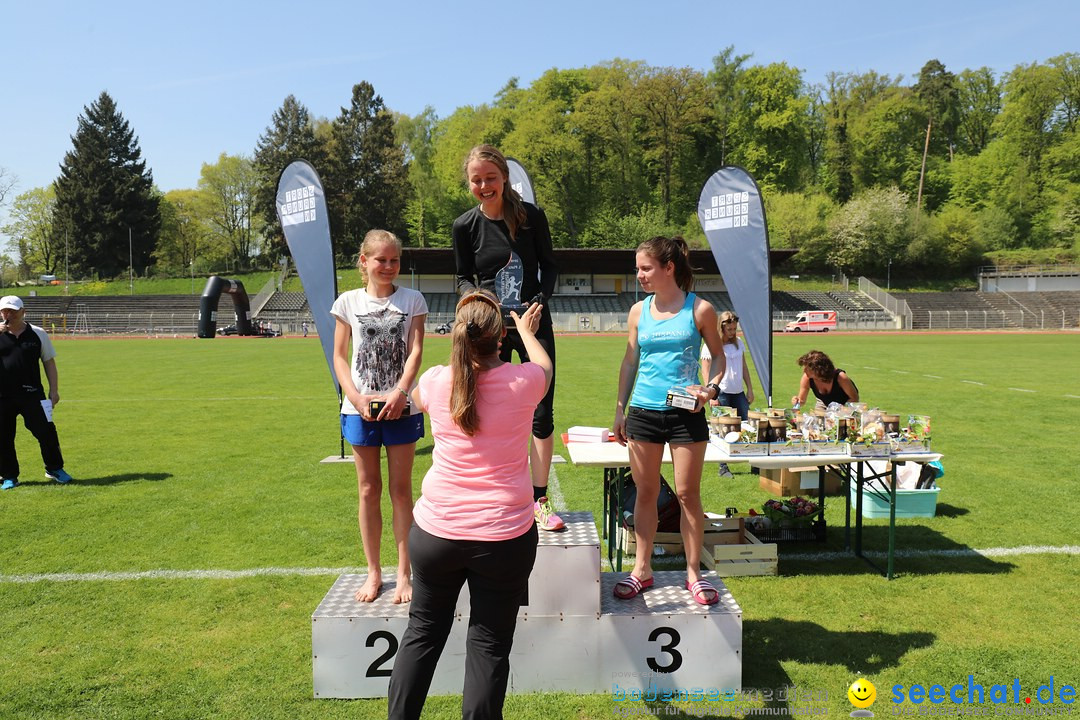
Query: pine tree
[
  {"left": 324, "top": 82, "right": 409, "bottom": 260},
  {"left": 253, "top": 95, "right": 323, "bottom": 259},
  {"left": 53, "top": 91, "right": 160, "bottom": 279}
]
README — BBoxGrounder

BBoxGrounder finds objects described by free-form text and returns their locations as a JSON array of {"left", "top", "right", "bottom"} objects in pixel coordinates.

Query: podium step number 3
[{"left": 311, "top": 512, "right": 743, "bottom": 698}]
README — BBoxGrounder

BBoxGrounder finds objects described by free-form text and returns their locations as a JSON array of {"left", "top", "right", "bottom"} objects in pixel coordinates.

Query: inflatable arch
[{"left": 197, "top": 276, "right": 255, "bottom": 338}]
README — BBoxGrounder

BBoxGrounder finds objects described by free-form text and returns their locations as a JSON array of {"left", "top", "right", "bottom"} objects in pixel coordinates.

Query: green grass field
[{"left": 1, "top": 332, "right": 1078, "bottom": 719}]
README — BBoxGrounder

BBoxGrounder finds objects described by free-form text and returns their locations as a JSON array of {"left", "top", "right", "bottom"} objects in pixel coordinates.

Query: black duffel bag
[{"left": 621, "top": 474, "right": 682, "bottom": 533}]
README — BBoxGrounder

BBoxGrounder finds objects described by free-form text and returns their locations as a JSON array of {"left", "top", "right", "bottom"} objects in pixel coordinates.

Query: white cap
[{"left": 0, "top": 296, "right": 23, "bottom": 311}]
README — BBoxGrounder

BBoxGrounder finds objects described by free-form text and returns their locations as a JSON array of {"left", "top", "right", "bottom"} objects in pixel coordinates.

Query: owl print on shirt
[{"left": 353, "top": 307, "right": 407, "bottom": 391}]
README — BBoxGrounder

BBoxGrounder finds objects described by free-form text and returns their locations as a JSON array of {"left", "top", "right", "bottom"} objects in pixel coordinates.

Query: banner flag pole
[
  {"left": 697, "top": 166, "right": 773, "bottom": 406},
  {"left": 506, "top": 157, "right": 536, "bottom": 206},
  {"left": 275, "top": 159, "right": 347, "bottom": 459}
]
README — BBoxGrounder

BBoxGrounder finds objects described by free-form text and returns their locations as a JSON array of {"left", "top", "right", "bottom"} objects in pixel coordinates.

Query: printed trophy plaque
[{"left": 494, "top": 252, "right": 528, "bottom": 322}]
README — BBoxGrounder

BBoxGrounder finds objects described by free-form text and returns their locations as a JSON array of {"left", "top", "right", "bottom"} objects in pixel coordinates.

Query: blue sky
[{"left": 2, "top": 0, "right": 1078, "bottom": 227}]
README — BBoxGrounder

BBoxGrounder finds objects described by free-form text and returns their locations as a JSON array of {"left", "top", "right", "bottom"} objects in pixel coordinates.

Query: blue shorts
[{"left": 341, "top": 413, "right": 425, "bottom": 448}]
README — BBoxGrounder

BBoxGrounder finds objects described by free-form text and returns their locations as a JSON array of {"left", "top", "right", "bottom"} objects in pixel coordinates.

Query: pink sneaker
[{"left": 533, "top": 497, "right": 565, "bottom": 531}]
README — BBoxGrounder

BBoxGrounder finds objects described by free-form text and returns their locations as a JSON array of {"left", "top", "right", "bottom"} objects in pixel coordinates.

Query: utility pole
[{"left": 128, "top": 226, "right": 133, "bottom": 295}]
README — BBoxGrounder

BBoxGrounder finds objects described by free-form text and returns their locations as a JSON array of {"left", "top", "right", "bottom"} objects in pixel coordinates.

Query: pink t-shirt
[{"left": 412, "top": 362, "right": 546, "bottom": 541}]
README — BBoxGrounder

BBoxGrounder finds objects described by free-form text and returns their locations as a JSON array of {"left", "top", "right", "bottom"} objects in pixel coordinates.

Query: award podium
[{"left": 311, "top": 512, "right": 743, "bottom": 698}]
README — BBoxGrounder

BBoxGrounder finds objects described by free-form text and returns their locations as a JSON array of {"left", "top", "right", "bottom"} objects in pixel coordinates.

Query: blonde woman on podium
[
  {"left": 612, "top": 236, "right": 726, "bottom": 606},
  {"left": 387, "top": 291, "right": 552, "bottom": 720}
]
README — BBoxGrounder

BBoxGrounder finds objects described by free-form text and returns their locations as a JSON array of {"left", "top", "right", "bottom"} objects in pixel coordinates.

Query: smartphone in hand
[{"left": 369, "top": 400, "right": 410, "bottom": 416}]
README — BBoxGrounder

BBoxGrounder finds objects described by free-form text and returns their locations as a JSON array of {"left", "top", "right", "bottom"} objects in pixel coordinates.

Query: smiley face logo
[{"left": 848, "top": 678, "right": 877, "bottom": 709}]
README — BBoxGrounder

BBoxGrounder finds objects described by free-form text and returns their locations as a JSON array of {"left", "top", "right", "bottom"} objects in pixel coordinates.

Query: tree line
[{"left": 3, "top": 48, "right": 1079, "bottom": 285}]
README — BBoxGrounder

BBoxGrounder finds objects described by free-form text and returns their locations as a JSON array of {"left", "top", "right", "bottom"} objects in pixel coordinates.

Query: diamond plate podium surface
[{"left": 312, "top": 513, "right": 743, "bottom": 698}]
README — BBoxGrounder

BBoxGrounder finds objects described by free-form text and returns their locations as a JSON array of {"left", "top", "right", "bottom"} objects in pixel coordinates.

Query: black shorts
[{"left": 625, "top": 406, "right": 709, "bottom": 445}]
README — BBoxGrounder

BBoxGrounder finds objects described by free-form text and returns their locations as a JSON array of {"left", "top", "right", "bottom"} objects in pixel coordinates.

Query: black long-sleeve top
[{"left": 452, "top": 203, "right": 559, "bottom": 309}]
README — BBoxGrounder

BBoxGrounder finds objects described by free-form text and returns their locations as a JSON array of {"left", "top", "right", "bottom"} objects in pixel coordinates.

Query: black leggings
[
  {"left": 499, "top": 322, "right": 555, "bottom": 439},
  {"left": 387, "top": 522, "right": 538, "bottom": 720}
]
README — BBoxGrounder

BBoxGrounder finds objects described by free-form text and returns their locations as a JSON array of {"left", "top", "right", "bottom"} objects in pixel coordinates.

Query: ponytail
[
  {"left": 638, "top": 236, "right": 695, "bottom": 292},
  {"left": 449, "top": 291, "right": 503, "bottom": 435}
]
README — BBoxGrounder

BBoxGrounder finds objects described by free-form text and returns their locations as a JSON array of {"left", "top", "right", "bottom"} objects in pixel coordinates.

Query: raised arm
[{"left": 511, "top": 302, "right": 552, "bottom": 392}]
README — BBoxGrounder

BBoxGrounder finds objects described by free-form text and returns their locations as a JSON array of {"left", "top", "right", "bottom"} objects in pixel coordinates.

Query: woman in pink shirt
[{"left": 387, "top": 290, "right": 552, "bottom": 720}]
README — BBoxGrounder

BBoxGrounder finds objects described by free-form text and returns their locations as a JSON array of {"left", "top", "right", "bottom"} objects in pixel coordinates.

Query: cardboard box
[
  {"left": 846, "top": 441, "right": 891, "bottom": 458},
  {"left": 711, "top": 435, "right": 770, "bottom": 456},
  {"left": 759, "top": 466, "right": 846, "bottom": 496},
  {"left": 768, "top": 441, "right": 809, "bottom": 456},
  {"left": 805, "top": 440, "right": 846, "bottom": 456},
  {"left": 890, "top": 438, "right": 932, "bottom": 454},
  {"left": 566, "top": 426, "right": 611, "bottom": 443}
]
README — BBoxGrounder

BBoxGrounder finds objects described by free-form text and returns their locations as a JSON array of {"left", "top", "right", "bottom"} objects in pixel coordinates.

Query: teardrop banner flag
[
  {"left": 698, "top": 166, "right": 773, "bottom": 405},
  {"left": 276, "top": 159, "right": 338, "bottom": 392},
  {"left": 507, "top": 157, "right": 536, "bottom": 205}
]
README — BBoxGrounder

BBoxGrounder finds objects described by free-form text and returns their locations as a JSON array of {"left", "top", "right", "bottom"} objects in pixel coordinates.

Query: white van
[{"left": 784, "top": 310, "right": 837, "bottom": 333}]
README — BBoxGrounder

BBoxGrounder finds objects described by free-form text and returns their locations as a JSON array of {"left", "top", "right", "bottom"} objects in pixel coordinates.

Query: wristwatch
[{"left": 706, "top": 383, "right": 722, "bottom": 400}]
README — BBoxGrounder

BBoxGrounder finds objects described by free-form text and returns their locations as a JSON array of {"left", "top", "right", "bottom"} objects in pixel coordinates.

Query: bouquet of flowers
[{"left": 762, "top": 496, "right": 819, "bottom": 527}]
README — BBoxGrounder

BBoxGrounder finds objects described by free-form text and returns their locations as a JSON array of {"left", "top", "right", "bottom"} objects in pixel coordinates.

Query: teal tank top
[{"left": 629, "top": 292, "right": 702, "bottom": 410}]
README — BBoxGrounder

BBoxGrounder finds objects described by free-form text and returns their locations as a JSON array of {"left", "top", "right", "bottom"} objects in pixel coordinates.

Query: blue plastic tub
[{"left": 850, "top": 484, "right": 940, "bottom": 519}]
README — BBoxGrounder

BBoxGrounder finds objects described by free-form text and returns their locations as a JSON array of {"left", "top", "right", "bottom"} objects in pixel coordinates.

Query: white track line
[
  {"left": 1007, "top": 388, "right": 1036, "bottom": 393},
  {"left": 1064, "top": 394, "right": 1080, "bottom": 400},
  {"left": 922, "top": 374, "right": 942, "bottom": 379},
  {"left": 4, "top": 546, "right": 1077, "bottom": 584},
  {"left": 68, "top": 396, "right": 323, "bottom": 403},
  {"left": 545, "top": 461, "right": 566, "bottom": 511},
  {"left": 0, "top": 566, "right": 366, "bottom": 584},
  {"left": 961, "top": 380, "right": 985, "bottom": 385},
  {"left": 787, "top": 545, "right": 1079, "bottom": 562}
]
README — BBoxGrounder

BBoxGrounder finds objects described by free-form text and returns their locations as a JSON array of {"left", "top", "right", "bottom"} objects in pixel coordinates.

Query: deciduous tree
[
  {"left": 1, "top": 187, "right": 57, "bottom": 276},
  {"left": 198, "top": 153, "right": 263, "bottom": 270}
]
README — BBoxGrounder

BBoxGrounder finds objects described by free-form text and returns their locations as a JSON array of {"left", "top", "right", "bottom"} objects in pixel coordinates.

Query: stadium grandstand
[{"left": 14, "top": 252, "right": 1079, "bottom": 335}]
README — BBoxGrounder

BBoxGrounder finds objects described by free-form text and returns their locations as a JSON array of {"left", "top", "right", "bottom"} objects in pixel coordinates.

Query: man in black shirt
[{"left": 0, "top": 295, "right": 72, "bottom": 489}]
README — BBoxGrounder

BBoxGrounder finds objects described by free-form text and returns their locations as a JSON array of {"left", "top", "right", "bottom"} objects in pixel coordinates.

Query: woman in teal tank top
[{"left": 612, "top": 236, "right": 727, "bottom": 606}]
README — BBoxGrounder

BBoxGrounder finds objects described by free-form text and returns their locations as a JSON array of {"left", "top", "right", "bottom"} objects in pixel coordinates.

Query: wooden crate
[
  {"left": 711, "top": 531, "right": 778, "bottom": 576},
  {"left": 620, "top": 516, "right": 776, "bottom": 576}
]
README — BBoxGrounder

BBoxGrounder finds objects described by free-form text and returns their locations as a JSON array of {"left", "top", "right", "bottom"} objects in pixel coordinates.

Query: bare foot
[
  {"left": 393, "top": 575, "right": 412, "bottom": 604},
  {"left": 354, "top": 574, "right": 382, "bottom": 602}
]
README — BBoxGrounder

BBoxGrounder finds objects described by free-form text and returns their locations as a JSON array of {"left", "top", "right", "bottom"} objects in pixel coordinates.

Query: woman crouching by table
[
  {"left": 611, "top": 236, "right": 725, "bottom": 606},
  {"left": 387, "top": 290, "right": 551, "bottom": 720}
]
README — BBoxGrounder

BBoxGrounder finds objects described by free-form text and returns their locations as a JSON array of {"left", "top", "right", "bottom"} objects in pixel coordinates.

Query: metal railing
[
  {"left": 925, "top": 309, "right": 1077, "bottom": 330},
  {"left": 30, "top": 305, "right": 1078, "bottom": 338},
  {"left": 857, "top": 276, "right": 911, "bottom": 329},
  {"left": 978, "top": 264, "right": 1080, "bottom": 277}
]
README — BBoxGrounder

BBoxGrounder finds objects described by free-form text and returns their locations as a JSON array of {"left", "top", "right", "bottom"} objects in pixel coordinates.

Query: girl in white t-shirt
[
  {"left": 700, "top": 310, "right": 755, "bottom": 478},
  {"left": 332, "top": 230, "right": 428, "bottom": 604}
]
